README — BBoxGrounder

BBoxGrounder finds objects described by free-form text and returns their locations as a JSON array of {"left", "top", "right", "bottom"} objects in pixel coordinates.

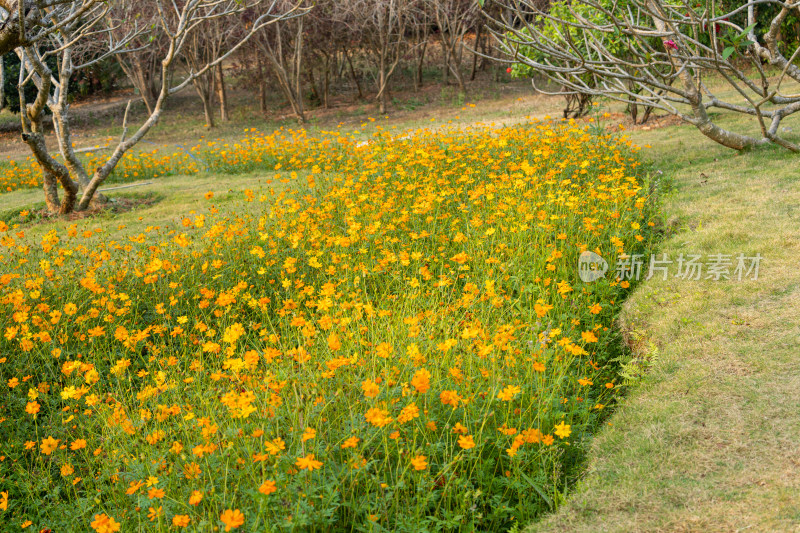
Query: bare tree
[
  {"left": 183, "top": 17, "right": 227, "bottom": 127},
  {"left": 305, "top": 0, "right": 348, "bottom": 109},
  {"left": 408, "top": 0, "right": 432, "bottom": 91},
  {"left": 345, "top": 0, "right": 415, "bottom": 113},
  {"left": 430, "top": 0, "right": 479, "bottom": 95},
  {"left": 110, "top": 1, "right": 166, "bottom": 116},
  {"left": 2, "top": 0, "right": 303, "bottom": 214},
  {"left": 486, "top": 0, "right": 800, "bottom": 151},
  {"left": 255, "top": 0, "right": 308, "bottom": 121}
]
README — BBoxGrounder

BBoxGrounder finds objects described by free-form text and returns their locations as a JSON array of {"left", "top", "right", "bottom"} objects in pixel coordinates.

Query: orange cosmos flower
[
  {"left": 410, "top": 369, "right": 431, "bottom": 393},
  {"left": 341, "top": 437, "right": 360, "bottom": 449},
  {"left": 361, "top": 379, "right": 379, "bottom": 398},
  {"left": 452, "top": 422, "right": 468, "bottom": 435},
  {"left": 581, "top": 330, "right": 598, "bottom": 343},
  {"left": 258, "top": 480, "right": 277, "bottom": 495},
  {"left": 40, "top": 437, "right": 59, "bottom": 455},
  {"left": 125, "top": 481, "right": 144, "bottom": 495},
  {"left": 457, "top": 435, "right": 476, "bottom": 450},
  {"left": 497, "top": 385, "right": 521, "bottom": 402},
  {"left": 364, "top": 408, "right": 392, "bottom": 428},
  {"left": 147, "top": 506, "right": 163, "bottom": 521},
  {"left": 397, "top": 403, "right": 420, "bottom": 424},
  {"left": 265, "top": 437, "right": 285, "bottom": 456},
  {"left": 220, "top": 509, "right": 245, "bottom": 531},
  {"left": 439, "top": 390, "right": 460, "bottom": 407},
  {"left": 295, "top": 454, "right": 323, "bottom": 471},
  {"left": 172, "top": 515, "right": 191, "bottom": 527},
  {"left": 410, "top": 455, "right": 428, "bottom": 471},
  {"left": 90, "top": 514, "right": 121, "bottom": 533},
  {"left": 188, "top": 490, "right": 203, "bottom": 506}
]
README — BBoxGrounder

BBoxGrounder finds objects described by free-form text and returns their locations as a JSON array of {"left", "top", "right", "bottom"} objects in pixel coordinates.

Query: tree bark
[
  {"left": 470, "top": 23, "right": 482, "bottom": 81},
  {"left": 441, "top": 33, "right": 450, "bottom": 86},
  {"left": 258, "top": 56, "right": 268, "bottom": 114},
  {"left": 345, "top": 48, "right": 364, "bottom": 99},
  {"left": 216, "top": 63, "right": 229, "bottom": 122},
  {"left": 193, "top": 77, "right": 215, "bottom": 128},
  {"left": 0, "top": 56, "right": 5, "bottom": 111},
  {"left": 415, "top": 35, "right": 428, "bottom": 91}
]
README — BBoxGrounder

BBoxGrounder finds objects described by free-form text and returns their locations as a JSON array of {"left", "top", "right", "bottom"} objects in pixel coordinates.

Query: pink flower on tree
[{"left": 664, "top": 39, "right": 678, "bottom": 50}]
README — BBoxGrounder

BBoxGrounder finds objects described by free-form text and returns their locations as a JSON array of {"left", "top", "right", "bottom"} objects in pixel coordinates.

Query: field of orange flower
[
  {"left": 0, "top": 119, "right": 658, "bottom": 531},
  {"left": 0, "top": 127, "right": 351, "bottom": 195}
]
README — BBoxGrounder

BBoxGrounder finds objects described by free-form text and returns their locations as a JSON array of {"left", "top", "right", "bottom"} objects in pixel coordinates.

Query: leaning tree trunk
[
  {"left": 216, "top": 63, "right": 229, "bottom": 122},
  {"left": 441, "top": 35, "right": 450, "bottom": 86},
  {"left": 344, "top": 48, "right": 364, "bottom": 100},
  {"left": 415, "top": 36, "right": 428, "bottom": 91},
  {"left": 24, "top": 116, "right": 78, "bottom": 214},
  {"left": 17, "top": 47, "right": 79, "bottom": 214},
  {"left": 378, "top": 66, "right": 388, "bottom": 114},
  {"left": 450, "top": 39, "right": 467, "bottom": 96}
]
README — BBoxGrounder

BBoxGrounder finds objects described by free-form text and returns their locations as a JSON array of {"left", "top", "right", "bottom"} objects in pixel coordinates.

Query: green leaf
[
  {"left": 741, "top": 23, "right": 757, "bottom": 37},
  {"left": 722, "top": 47, "right": 735, "bottom": 60},
  {"left": 519, "top": 472, "right": 554, "bottom": 510}
]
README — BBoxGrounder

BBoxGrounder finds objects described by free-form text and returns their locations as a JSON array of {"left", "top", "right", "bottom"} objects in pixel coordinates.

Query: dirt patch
[
  {"left": 15, "top": 194, "right": 161, "bottom": 226},
  {"left": 600, "top": 111, "right": 685, "bottom": 132}
]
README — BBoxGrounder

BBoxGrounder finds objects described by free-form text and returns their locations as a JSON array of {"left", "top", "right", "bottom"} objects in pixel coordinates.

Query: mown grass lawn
[{"left": 529, "top": 117, "right": 800, "bottom": 532}]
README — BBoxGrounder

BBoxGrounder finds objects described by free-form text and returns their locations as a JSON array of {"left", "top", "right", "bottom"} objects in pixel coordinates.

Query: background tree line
[
  {"left": 2, "top": 0, "right": 799, "bottom": 216},
  {"left": 1, "top": 0, "right": 512, "bottom": 125}
]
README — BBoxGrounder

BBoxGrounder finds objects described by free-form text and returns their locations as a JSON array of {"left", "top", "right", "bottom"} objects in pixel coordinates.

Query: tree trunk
[
  {"left": 23, "top": 127, "right": 78, "bottom": 214},
  {"left": 202, "top": 94, "right": 215, "bottom": 128},
  {"left": 378, "top": 53, "right": 387, "bottom": 114},
  {"left": 0, "top": 57, "right": 5, "bottom": 111},
  {"left": 441, "top": 35, "right": 450, "bottom": 86},
  {"left": 345, "top": 49, "right": 364, "bottom": 100},
  {"left": 194, "top": 79, "right": 215, "bottom": 128},
  {"left": 641, "top": 105, "right": 654, "bottom": 124},
  {"left": 119, "top": 59, "right": 157, "bottom": 116},
  {"left": 323, "top": 54, "right": 330, "bottom": 109},
  {"left": 470, "top": 23, "right": 482, "bottom": 81},
  {"left": 450, "top": 41, "right": 467, "bottom": 96},
  {"left": 42, "top": 171, "right": 60, "bottom": 213},
  {"left": 415, "top": 36, "right": 428, "bottom": 91},
  {"left": 480, "top": 30, "right": 490, "bottom": 72},
  {"left": 216, "top": 63, "right": 229, "bottom": 122},
  {"left": 258, "top": 57, "right": 268, "bottom": 114}
]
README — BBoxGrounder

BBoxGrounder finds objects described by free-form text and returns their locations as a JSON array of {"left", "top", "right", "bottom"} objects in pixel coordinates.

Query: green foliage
[
  {"left": 2, "top": 54, "right": 41, "bottom": 113},
  {"left": 1, "top": 53, "right": 123, "bottom": 113},
  {"left": 506, "top": 0, "right": 630, "bottom": 80}
]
